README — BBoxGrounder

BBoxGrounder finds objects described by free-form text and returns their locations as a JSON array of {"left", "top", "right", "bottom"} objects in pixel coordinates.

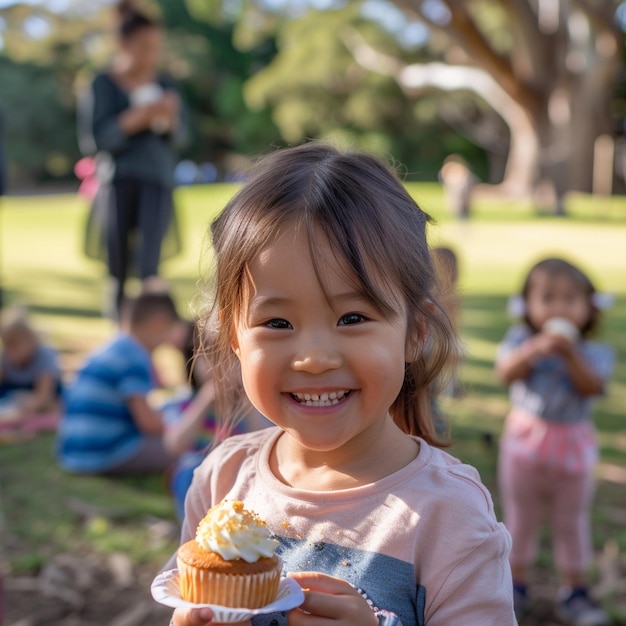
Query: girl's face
[
  {"left": 120, "top": 27, "right": 163, "bottom": 74},
  {"left": 231, "top": 224, "right": 411, "bottom": 459},
  {"left": 526, "top": 270, "right": 591, "bottom": 332}
]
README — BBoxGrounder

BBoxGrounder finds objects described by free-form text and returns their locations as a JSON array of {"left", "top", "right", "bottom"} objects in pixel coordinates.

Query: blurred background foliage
[{"left": 0, "top": 0, "right": 625, "bottom": 197}]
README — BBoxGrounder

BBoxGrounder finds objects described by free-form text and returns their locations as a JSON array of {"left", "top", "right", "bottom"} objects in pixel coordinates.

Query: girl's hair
[
  {"left": 182, "top": 320, "right": 202, "bottom": 391},
  {"left": 201, "top": 142, "right": 459, "bottom": 446},
  {"left": 522, "top": 257, "right": 599, "bottom": 336},
  {"left": 116, "top": 0, "right": 160, "bottom": 39}
]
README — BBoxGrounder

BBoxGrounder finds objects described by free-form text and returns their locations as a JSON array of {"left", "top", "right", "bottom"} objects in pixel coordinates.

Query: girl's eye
[
  {"left": 338, "top": 313, "right": 366, "bottom": 326},
  {"left": 265, "top": 318, "right": 292, "bottom": 330}
]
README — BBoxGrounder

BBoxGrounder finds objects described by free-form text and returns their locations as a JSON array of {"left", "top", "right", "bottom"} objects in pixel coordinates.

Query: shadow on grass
[
  {"left": 27, "top": 302, "right": 103, "bottom": 319},
  {"left": 4, "top": 265, "right": 204, "bottom": 323}
]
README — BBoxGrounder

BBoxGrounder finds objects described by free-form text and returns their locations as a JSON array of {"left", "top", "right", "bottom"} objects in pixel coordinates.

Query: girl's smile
[{"left": 288, "top": 389, "right": 351, "bottom": 407}]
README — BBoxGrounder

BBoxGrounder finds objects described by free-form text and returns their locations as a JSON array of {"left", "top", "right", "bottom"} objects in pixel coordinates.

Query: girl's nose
[{"left": 291, "top": 333, "right": 342, "bottom": 374}]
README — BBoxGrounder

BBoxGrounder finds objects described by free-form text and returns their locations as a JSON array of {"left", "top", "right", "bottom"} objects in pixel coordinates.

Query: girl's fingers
[
  {"left": 288, "top": 571, "right": 356, "bottom": 595},
  {"left": 288, "top": 592, "right": 377, "bottom": 626},
  {"left": 296, "top": 589, "right": 349, "bottom": 616},
  {"left": 171, "top": 607, "right": 214, "bottom": 626},
  {"left": 171, "top": 607, "right": 253, "bottom": 626},
  {"left": 287, "top": 572, "right": 378, "bottom": 626}
]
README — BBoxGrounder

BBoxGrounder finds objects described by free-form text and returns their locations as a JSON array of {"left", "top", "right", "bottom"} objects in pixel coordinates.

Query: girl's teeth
[{"left": 292, "top": 391, "right": 348, "bottom": 406}]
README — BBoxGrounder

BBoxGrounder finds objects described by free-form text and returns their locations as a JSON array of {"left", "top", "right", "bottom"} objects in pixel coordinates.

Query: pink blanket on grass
[{"left": 0, "top": 412, "right": 59, "bottom": 436}]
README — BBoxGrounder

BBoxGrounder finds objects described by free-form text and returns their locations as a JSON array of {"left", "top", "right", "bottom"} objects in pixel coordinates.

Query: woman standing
[{"left": 79, "top": 0, "right": 186, "bottom": 318}]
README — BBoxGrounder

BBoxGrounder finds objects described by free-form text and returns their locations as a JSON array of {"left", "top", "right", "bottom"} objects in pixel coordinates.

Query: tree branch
[
  {"left": 343, "top": 27, "right": 524, "bottom": 125},
  {"left": 389, "top": 0, "right": 429, "bottom": 24},
  {"left": 342, "top": 23, "right": 540, "bottom": 194},
  {"left": 435, "top": 0, "right": 536, "bottom": 104},
  {"left": 341, "top": 29, "right": 404, "bottom": 77}
]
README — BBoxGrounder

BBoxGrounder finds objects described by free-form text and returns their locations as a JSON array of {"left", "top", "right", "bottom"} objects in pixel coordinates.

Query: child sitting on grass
[
  {"left": 0, "top": 306, "right": 62, "bottom": 424},
  {"left": 57, "top": 291, "right": 179, "bottom": 475}
]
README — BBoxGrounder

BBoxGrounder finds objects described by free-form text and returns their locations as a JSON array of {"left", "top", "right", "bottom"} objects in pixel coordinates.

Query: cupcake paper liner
[
  {"left": 151, "top": 569, "right": 305, "bottom": 623},
  {"left": 176, "top": 558, "right": 280, "bottom": 607}
]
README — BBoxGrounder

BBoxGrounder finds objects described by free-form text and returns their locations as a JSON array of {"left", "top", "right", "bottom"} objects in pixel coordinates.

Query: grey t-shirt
[
  {"left": 1, "top": 344, "right": 60, "bottom": 390},
  {"left": 497, "top": 324, "right": 614, "bottom": 423}
]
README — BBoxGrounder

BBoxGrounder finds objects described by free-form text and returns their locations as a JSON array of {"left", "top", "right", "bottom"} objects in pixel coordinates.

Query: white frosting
[{"left": 195, "top": 500, "right": 279, "bottom": 563}]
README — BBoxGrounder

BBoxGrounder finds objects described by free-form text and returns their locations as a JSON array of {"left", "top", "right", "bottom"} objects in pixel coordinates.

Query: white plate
[{"left": 151, "top": 569, "right": 305, "bottom": 623}]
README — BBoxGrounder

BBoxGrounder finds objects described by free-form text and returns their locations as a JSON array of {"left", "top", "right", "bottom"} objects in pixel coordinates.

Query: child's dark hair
[
  {"left": 522, "top": 257, "right": 599, "bottom": 336},
  {"left": 201, "top": 142, "right": 459, "bottom": 445},
  {"left": 116, "top": 0, "right": 160, "bottom": 39},
  {"left": 125, "top": 291, "right": 178, "bottom": 329}
]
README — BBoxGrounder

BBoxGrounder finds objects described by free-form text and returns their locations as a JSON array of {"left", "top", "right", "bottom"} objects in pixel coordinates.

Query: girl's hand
[
  {"left": 548, "top": 334, "right": 576, "bottom": 357},
  {"left": 526, "top": 333, "right": 568, "bottom": 359},
  {"left": 171, "top": 607, "right": 252, "bottom": 626},
  {"left": 153, "top": 91, "right": 180, "bottom": 125},
  {"left": 288, "top": 572, "right": 378, "bottom": 626}
]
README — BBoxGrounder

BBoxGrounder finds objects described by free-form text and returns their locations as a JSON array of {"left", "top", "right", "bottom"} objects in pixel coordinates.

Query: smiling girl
[{"left": 167, "top": 143, "right": 515, "bottom": 626}]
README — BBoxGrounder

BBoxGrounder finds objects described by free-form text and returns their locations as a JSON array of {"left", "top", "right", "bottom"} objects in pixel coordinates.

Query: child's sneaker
[
  {"left": 513, "top": 583, "right": 530, "bottom": 620},
  {"left": 555, "top": 587, "right": 611, "bottom": 626}
]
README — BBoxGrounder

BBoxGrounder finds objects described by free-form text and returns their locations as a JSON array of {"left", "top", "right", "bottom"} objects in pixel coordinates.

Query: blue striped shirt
[{"left": 57, "top": 334, "right": 154, "bottom": 472}]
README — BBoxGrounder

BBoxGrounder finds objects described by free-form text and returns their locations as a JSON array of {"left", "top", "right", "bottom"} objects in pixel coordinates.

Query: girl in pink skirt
[{"left": 496, "top": 258, "right": 614, "bottom": 626}]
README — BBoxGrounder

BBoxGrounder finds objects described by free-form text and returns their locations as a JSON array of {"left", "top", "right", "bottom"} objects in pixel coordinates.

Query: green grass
[
  {"left": 1, "top": 184, "right": 625, "bottom": 616},
  {"left": 1, "top": 434, "right": 175, "bottom": 573}
]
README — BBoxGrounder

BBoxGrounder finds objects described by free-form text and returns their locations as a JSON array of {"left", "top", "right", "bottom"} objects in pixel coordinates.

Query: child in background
[
  {"left": 496, "top": 258, "right": 613, "bottom": 626},
  {"left": 57, "top": 291, "right": 179, "bottom": 475},
  {"left": 163, "top": 321, "right": 270, "bottom": 520},
  {"left": 0, "top": 307, "right": 62, "bottom": 423},
  {"left": 166, "top": 143, "right": 515, "bottom": 626},
  {"left": 439, "top": 154, "right": 477, "bottom": 219}
]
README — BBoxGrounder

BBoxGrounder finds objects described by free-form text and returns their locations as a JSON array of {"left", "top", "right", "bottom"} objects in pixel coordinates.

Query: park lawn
[{"left": 1, "top": 185, "right": 626, "bottom": 617}]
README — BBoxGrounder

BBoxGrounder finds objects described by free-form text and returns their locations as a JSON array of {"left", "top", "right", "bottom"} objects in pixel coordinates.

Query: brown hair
[
  {"left": 522, "top": 257, "right": 599, "bottom": 337},
  {"left": 431, "top": 246, "right": 460, "bottom": 332},
  {"left": 201, "top": 142, "right": 459, "bottom": 445}
]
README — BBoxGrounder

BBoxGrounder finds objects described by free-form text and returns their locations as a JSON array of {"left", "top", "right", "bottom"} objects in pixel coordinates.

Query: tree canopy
[
  {"left": 1, "top": 0, "right": 625, "bottom": 201},
  {"left": 0, "top": 0, "right": 279, "bottom": 186},
  {"left": 188, "top": 0, "right": 626, "bottom": 204}
]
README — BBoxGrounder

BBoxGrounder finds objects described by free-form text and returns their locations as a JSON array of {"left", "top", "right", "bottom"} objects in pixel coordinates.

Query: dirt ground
[
  {"left": 4, "top": 553, "right": 174, "bottom": 626},
  {"left": 4, "top": 555, "right": 626, "bottom": 626}
]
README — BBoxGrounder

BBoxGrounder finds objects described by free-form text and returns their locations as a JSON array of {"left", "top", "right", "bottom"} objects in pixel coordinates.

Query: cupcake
[{"left": 176, "top": 500, "right": 281, "bottom": 608}]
